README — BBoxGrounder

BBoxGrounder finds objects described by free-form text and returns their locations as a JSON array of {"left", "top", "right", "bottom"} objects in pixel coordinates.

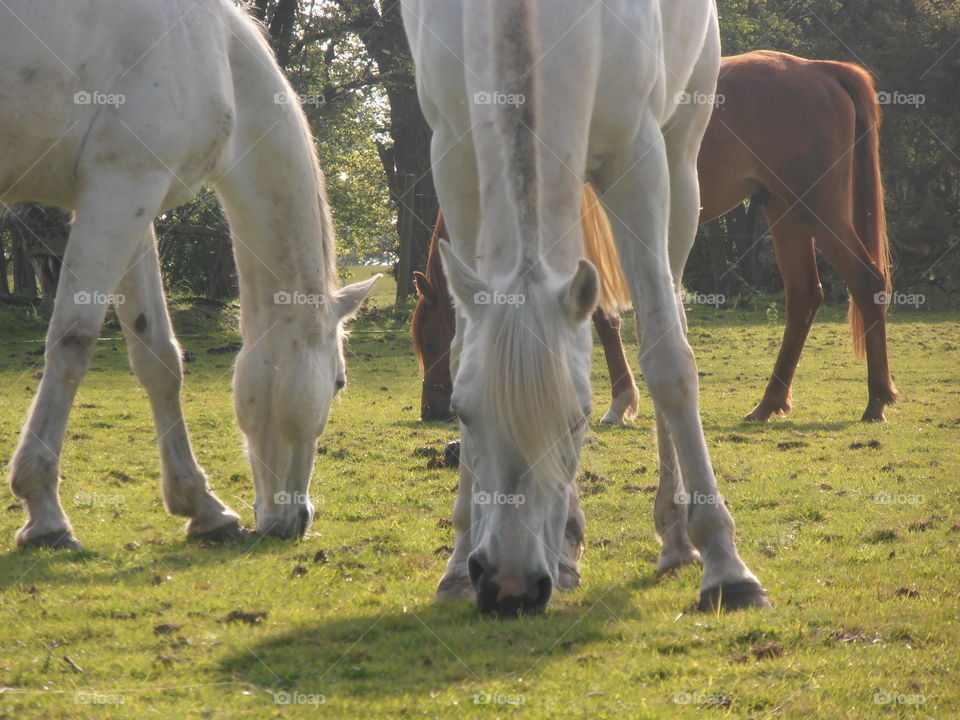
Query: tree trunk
[
  {"left": 0, "top": 229, "right": 9, "bottom": 295},
  {"left": 12, "top": 231, "right": 37, "bottom": 297},
  {"left": 351, "top": 0, "right": 438, "bottom": 297},
  {"left": 206, "top": 240, "right": 239, "bottom": 299}
]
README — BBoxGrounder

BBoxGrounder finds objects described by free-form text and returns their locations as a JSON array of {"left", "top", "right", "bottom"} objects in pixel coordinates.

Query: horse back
[{"left": 0, "top": 0, "right": 238, "bottom": 209}]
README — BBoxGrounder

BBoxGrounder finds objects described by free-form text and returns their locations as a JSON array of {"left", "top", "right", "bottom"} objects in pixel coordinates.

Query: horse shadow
[
  {"left": 0, "top": 531, "right": 305, "bottom": 589},
  {"left": 216, "top": 573, "right": 666, "bottom": 698}
]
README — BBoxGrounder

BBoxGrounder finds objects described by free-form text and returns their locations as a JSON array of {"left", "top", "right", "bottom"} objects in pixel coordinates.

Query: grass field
[{"left": 0, "top": 270, "right": 957, "bottom": 719}]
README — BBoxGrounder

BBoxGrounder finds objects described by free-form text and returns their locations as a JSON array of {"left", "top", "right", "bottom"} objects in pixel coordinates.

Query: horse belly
[{"left": 0, "top": 39, "right": 93, "bottom": 205}]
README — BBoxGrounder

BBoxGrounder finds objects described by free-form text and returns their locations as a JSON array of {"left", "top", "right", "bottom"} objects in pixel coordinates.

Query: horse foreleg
[
  {"left": 114, "top": 228, "right": 243, "bottom": 540},
  {"left": 430, "top": 128, "right": 481, "bottom": 599},
  {"left": 9, "top": 175, "right": 167, "bottom": 549},
  {"left": 745, "top": 208, "right": 823, "bottom": 421},
  {"left": 594, "top": 309, "right": 639, "bottom": 424},
  {"left": 596, "top": 114, "right": 768, "bottom": 610}
]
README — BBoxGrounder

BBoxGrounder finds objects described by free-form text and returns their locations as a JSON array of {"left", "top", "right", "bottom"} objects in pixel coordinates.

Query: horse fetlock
[{"left": 657, "top": 543, "right": 702, "bottom": 575}]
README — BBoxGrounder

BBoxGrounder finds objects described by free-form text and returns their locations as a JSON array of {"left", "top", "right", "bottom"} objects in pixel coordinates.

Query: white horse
[
  {"left": 403, "top": 0, "right": 770, "bottom": 614},
  {"left": 2, "top": 0, "right": 377, "bottom": 549}
]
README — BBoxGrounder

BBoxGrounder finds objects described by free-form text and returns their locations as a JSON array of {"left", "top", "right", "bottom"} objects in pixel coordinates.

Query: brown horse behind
[{"left": 413, "top": 50, "right": 897, "bottom": 423}]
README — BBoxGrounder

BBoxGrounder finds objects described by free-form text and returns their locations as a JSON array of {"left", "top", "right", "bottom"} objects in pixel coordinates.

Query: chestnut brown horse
[{"left": 412, "top": 50, "right": 896, "bottom": 423}]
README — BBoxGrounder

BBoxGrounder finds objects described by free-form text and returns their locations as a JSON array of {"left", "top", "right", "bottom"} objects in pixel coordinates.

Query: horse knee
[
  {"left": 129, "top": 334, "right": 183, "bottom": 389},
  {"left": 639, "top": 338, "right": 698, "bottom": 409},
  {"left": 46, "top": 325, "right": 99, "bottom": 380}
]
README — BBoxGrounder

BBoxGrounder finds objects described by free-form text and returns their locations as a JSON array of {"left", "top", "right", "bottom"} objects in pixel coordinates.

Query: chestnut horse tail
[
  {"left": 580, "top": 183, "right": 632, "bottom": 316},
  {"left": 824, "top": 61, "right": 891, "bottom": 357}
]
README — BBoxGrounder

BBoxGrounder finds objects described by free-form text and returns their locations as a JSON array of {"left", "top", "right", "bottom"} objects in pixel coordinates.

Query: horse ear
[
  {"left": 334, "top": 274, "right": 381, "bottom": 322},
  {"left": 437, "top": 240, "right": 490, "bottom": 320},
  {"left": 560, "top": 259, "right": 599, "bottom": 324},
  {"left": 413, "top": 271, "right": 435, "bottom": 305}
]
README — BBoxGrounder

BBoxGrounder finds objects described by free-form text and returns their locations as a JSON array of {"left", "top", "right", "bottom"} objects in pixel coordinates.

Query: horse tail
[
  {"left": 824, "top": 61, "right": 891, "bottom": 357},
  {"left": 580, "top": 183, "right": 631, "bottom": 315}
]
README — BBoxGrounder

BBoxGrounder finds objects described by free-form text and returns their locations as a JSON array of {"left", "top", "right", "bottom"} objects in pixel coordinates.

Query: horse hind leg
[
  {"left": 594, "top": 309, "right": 639, "bottom": 424},
  {"left": 114, "top": 227, "right": 243, "bottom": 540},
  {"left": 9, "top": 174, "right": 169, "bottom": 549},
  {"left": 801, "top": 192, "right": 897, "bottom": 421},
  {"left": 745, "top": 206, "right": 823, "bottom": 421}
]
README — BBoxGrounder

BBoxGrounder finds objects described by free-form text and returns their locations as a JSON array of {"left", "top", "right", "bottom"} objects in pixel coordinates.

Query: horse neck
[{"left": 214, "top": 26, "right": 337, "bottom": 340}]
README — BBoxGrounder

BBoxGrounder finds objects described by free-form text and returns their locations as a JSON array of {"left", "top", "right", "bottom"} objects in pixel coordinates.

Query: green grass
[{"left": 0, "top": 277, "right": 957, "bottom": 719}]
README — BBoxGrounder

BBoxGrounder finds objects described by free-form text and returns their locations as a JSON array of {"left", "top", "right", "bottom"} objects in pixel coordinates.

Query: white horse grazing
[
  {"left": 2, "top": 0, "right": 377, "bottom": 549},
  {"left": 403, "top": 0, "right": 770, "bottom": 614}
]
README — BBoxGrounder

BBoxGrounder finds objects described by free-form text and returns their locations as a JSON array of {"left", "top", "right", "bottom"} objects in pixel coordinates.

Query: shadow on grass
[
  {"left": 0, "top": 532, "right": 307, "bottom": 588},
  {"left": 216, "top": 574, "right": 666, "bottom": 696}
]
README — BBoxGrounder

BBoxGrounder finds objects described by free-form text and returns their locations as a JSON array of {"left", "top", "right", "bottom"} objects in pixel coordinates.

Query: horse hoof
[
  {"left": 656, "top": 549, "right": 702, "bottom": 577},
  {"left": 697, "top": 581, "right": 771, "bottom": 612},
  {"left": 598, "top": 410, "right": 626, "bottom": 425},
  {"left": 18, "top": 530, "right": 82, "bottom": 551},
  {"left": 436, "top": 567, "right": 473, "bottom": 599},
  {"left": 189, "top": 519, "right": 250, "bottom": 544},
  {"left": 860, "top": 410, "right": 886, "bottom": 422},
  {"left": 742, "top": 408, "right": 771, "bottom": 422}
]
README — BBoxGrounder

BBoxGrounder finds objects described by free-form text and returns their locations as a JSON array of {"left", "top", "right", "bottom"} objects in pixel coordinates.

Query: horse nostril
[
  {"left": 532, "top": 574, "right": 553, "bottom": 611},
  {"left": 468, "top": 554, "right": 488, "bottom": 589}
]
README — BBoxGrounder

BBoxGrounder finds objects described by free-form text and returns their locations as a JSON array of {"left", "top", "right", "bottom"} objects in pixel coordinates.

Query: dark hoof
[
  {"left": 697, "top": 581, "right": 771, "bottom": 612},
  {"left": 189, "top": 520, "right": 250, "bottom": 544},
  {"left": 19, "top": 530, "right": 82, "bottom": 551},
  {"left": 436, "top": 567, "right": 473, "bottom": 599},
  {"left": 444, "top": 440, "right": 461, "bottom": 469}
]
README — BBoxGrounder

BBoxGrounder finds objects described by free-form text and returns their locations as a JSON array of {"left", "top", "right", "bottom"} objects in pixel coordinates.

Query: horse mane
[
  {"left": 483, "top": 278, "right": 582, "bottom": 486},
  {"left": 228, "top": 2, "right": 339, "bottom": 297}
]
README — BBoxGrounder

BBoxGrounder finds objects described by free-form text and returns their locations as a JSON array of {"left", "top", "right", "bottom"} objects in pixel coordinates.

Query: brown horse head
[{"left": 411, "top": 212, "right": 457, "bottom": 422}]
